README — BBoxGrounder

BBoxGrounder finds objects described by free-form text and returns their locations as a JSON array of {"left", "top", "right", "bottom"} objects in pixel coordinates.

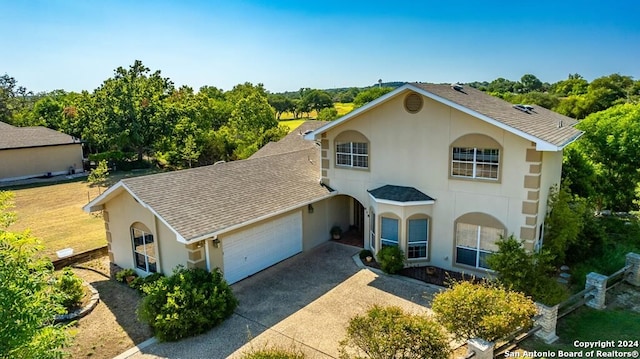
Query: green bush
[
  {"left": 339, "top": 305, "right": 450, "bottom": 359},
  {"left": 487, "top": 235, "right": 569, "bottom": 305},
  {"left": 241, "top": 348, "right": 306, "bottom": 359},
  {"left": 137, "top": 266, "right": 238, "bottom": 341},
  {"left": 115, "top": 268, "right": 137, "bottom": 283},
  {"left": 54, "top": 267, "right": 85, "bottom": 309},
  {"left": 377, "top": 246, "right": 404, "bottom": 274},
  {"left": 128, "top": 272, "right": 164, "bottom": 293},
  {"left": 432, "top": 280, "right": 537, "bottom": 342}
]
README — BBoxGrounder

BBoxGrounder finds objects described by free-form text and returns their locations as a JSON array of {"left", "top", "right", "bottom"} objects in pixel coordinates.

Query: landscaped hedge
[
  {"left": 377, "top": 246, "right": 405, "bottom": 274},
  {"left": 137, "top": 266, "right": 238, "bottom": 341}
]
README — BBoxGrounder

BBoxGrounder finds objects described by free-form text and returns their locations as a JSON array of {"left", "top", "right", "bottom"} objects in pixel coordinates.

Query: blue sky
[{"left": 2, "top": 0, "right": 639, "bottom": 93}]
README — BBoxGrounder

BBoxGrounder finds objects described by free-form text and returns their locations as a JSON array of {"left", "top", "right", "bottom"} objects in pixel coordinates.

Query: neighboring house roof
[
  {"left": 305, "top": 83, "right": 583, "bottom": 151},
  {"left": 368, "top": 185, "right": 435, "bottom": 206},
  {"left": 0, "top": 121, "right": 81, "bottom": 150},
  {"left": 84, "top": 123, "right": 334, "bottom": 243},
  {"left": 251, "top": 120, "right": 325, "bottom": 159}
]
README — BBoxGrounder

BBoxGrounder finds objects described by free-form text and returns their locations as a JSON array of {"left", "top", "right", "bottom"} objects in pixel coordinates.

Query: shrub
[
  {"left": 317, "top": 107, "right": 338, "bottom": 121},
  {"left": 54, "top": 267, "right": 85, "bottom": 309},
  {"left": 376, "top": 246, "right": 404, "bottom": 274},
  {"left": 358, "top": 249, "right": 373, "bottom": 261},
  {"left": 128, "top": 272, "right": 164, "bottom": 293},
  {"left": 137, "top": 266, "right": 238, "bottom": 341},
  {"left": 339, "top": 305, "right": 450, "bottom": 359},
  {"left": 115, "top": 268, "right": 137, "bottom": 283},
  {"left": 431, "top": 280, "right": 537, "bottom": 342},
  {"left": 241, "top": 348, "right": 306, "bottom": 359},
  {"left": 487, "top": 235, "right": 569, "bottom": 305}
]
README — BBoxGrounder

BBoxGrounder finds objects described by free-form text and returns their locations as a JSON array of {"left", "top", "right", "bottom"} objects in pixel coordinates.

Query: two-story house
[{"left": 84, "top": 83, "right": 582, "bottom": 283}]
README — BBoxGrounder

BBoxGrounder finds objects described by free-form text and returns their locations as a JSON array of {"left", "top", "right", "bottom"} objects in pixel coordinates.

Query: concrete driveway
[{"left": 125, "top": 242, "right": 441, "bottom": 359}]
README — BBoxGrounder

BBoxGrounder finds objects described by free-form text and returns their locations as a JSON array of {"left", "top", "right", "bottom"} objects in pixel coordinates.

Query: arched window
[
  {"left": 454, "top": 213, "right": 505, "bottom": 269},
  {"left": 335, "top": 130, "right": 369, "bottom": 169},
  {"left": 131, "top": 222, "right": 157, "bottom": 273},
  {"left": 450, "top": 134, "right": 502, "bottom": 181}
]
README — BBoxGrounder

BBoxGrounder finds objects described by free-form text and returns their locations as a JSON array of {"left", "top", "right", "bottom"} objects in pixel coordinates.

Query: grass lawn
[
  {"left": 279, "top": 119, "right": 306, "bottom": 132},
  {"left": 5, "top": 169, "right": 159, "bottom": 259},
  {"left": 7, "top": 179, "right": 105, "bottom": 259},
  {"left": 335, "top": 102, "right": 355, "bottom": 116},
  {"left": 520, "top": 295, "right": 640, "bottom": 354}
]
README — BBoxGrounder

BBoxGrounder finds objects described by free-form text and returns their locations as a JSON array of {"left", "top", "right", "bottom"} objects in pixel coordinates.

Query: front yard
[{"left": 7, "top": 179, "right": 105, "bottom": 259}]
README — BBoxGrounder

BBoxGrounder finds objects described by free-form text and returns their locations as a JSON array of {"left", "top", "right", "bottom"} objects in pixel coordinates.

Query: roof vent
[
  {"left": 303, "top": 129, "right": 313, "bottom": 135},
  {"left": 213, "top": 160, "right": 226, "bottom": 165},
  {"left": 557, "top": 120, "right": 563, "bottom": 128},
  {"left": 451, "top": 83, "right": 464, "bottom": 91},
  {"left": 513, "top": 104, "right": 531, "bottom": 114},
  {"left": 404, "top": 92, "right": 423, "bottom": 114}
]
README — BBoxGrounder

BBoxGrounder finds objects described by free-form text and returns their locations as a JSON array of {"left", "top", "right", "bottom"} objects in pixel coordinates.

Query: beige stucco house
[
  {"left": 84, "top": 83, "right": 582, "bottom": 283},
  {"left": 0, "top": 121, "right": 84, "bottom": 182}
]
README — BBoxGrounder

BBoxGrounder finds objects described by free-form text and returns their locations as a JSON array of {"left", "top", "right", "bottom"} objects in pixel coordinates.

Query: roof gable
[{"left": 305, "top": 84, "right": 583, "bottom": 151}]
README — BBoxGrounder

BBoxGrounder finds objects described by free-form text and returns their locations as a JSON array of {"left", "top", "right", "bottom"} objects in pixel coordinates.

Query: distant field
[
  {"left": 279, "top": 102, "right": 354, "bottom": 120},
  {"left": 8, "top": 180, "right": 105, "bottom": 259},
  {"left": 279, "top": 119, "right": 306, "bottom": 132}
]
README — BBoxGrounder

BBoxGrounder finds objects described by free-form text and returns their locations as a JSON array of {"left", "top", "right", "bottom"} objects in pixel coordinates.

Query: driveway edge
[{"left": 113, "top": 337, "right": 158, "bottom": 359}]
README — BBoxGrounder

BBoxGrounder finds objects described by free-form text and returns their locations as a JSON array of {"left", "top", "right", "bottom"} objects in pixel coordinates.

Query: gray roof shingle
[
  {"left": 122, "top": 143, "right": 331, "bottom": 241},
  {"left": 411, "top": 83, "right": 582, "bottom": 147},
  {"left": 251, "top": 120, "right": 325, "bottom": 159},
  {"left": 368, "top": 185, "right": 434, "bottom": 202},
  {"left": 0, "top": 122, "right": 80, "bottom": 150}
]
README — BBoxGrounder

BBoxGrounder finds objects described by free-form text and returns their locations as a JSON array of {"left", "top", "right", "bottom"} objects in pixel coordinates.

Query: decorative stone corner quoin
[
  {"left": 54, "top": 282, "right": 100, "bottom": 323},
  {"left": 467, "top": 338, "right": 494, "bottom": 359},
  {"left": 534, "top": 303, "right": 559, "bottom": 344},
  {"left": 626, "top": 252, "right": 640, "bottom": 287},
  {"left": 585, "top": 272, "right": 608, "bottom": 310}
]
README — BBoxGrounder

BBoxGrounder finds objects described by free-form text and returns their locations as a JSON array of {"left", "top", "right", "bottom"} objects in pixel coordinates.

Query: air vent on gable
[{"left": 404, "top": 92, "right": 423, "bottom": 114}]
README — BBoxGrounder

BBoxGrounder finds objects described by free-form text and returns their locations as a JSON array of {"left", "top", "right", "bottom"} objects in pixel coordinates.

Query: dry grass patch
[
  {"left": 279, "top": 119, "right": 306, "bottom": 132},
  {"left": 8, "top": 180, "right": 105, "bottom": 259}
]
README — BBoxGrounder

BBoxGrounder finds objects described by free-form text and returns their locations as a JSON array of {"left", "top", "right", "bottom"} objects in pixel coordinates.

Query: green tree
[
  {"left": 487, "top": 235, "right": 568, "bottom": 305},
  {"left": 94, "top": 60, "right": 174, "bottom": 161},
  {"left": 575, "top": 103, "right": 640, "bottom": 210},
  {"left": 317, "top": 107, "right": 338, "bottom": 121},
  {"left": 486, "top": 77, "right": 517, "bottom": 94},
  {"left": 0, "top": 74, "right": 34, "bottom": 125},
  {"left": 0, "top": 191, "right": 70, "bottom": 358},
  {"left": 301, "top": 89, "right": 333, "bottom": 114},
  {"left": 268, "top": 94, "right": 294, "bottom": 119},
  {"left": 550, "top": 74, "right": 588, "bottom": 96},
  {"left": 509, "top": 91, "right": 559, "bottom": 109},
  {"left": 88, "top": 160, "right": 109, "bottom": 188},
  {"left": 339, "top": 305, "right": 450, "bottom": 359},
  {"left": 561, "top": 146, "right": 596, "bottom": 199},
  {"left": 518, "top": 74, "right": 543, "bottom": 93},
  {"left": 544, "top": 183, "right": 585, "bottom": 265},
  {"left": 353, "top": 87, "right": 393, "bottom": 107},
  {"left": 431, "top": 281, "right": 537, "bottom": 342}
]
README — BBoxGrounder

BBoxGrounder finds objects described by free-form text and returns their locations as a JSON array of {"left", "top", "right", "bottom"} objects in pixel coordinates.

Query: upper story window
[
  {"left": 450, "top": 134, "right": 502, "bottom": 181},
  {"left": 336, "top": 142, "right": 368, "bottom": 168},
  {"left": 335, "top": 130, "right": 370, "bottom": 169}
]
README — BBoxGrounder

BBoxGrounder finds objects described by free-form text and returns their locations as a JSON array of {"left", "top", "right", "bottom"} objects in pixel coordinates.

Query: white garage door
[{"left": 223, "top": 211, "right": 302, "bottom": 284}]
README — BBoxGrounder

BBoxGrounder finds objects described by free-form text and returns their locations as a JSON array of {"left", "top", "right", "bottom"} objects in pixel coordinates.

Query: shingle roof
[
  {"left": 122, "top": 145, "right": 331, "bottom": 241},
  {"left": 411, "top": 83, "right": 582, "bottom": 147},
  {"left": 0, "top": 122, "right": 80, "bottom": 150},
  {"left": 368, "top": 185, "right": 434, "bottom": 202},
  {"left": 251, "top": 121, "right": 325, "bottom": 159}
]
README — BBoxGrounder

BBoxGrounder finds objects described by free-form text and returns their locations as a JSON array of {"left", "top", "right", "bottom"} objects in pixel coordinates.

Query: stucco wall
[
  {"left": 103, "top": 189, "right": 182, "bottom": 276},
  {"left": 302, "top": 195, "right": 350, "bottom": 250},
  {"left": 322, "top": 92, "right": 559, "bottom": 274},
  {"left": 0, "top": 144, "right": 84, "bottom": 181}
]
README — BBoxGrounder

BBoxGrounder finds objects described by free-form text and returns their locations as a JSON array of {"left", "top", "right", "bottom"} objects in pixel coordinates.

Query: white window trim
[
  {"left": 451, "top": 147, "right": 499, "bottom": 180},
  {"left": 336, "top": 142, "right": 368, "bottom": 168},
  {"left": 370, "top": 212, "right": 376, "bottom": 250},
  {"left": 407, "top": 218, "right": 428, "bottom": 259},
  {"left": 132, "top": 228, "right": 157, "bottom": 273}
]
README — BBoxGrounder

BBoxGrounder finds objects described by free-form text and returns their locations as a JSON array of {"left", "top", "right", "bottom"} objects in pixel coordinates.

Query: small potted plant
[
  {"left": 330, "top": 225, "right": 342, "bottom": 240},
  {"left": 359, "top": 249, "right": 374, "bottom": 263}
]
